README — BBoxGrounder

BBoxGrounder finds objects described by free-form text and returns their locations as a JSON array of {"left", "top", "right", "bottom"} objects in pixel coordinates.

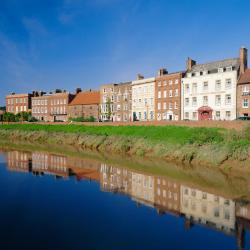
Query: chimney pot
[
  {"left": 158, "top": 68, "right": 168, "bottom": 76},
  {"left": 240, "top": 47, "right": 248, "bottom": 75},
  {"left": 76, "top": 88, "right": 82, "bottom": 94},
  {"left": 186, "top": 57, "right": 196, "bottom": 71},
  {"left": 137, "top": 74, "right": 144, "bottom": 80}
]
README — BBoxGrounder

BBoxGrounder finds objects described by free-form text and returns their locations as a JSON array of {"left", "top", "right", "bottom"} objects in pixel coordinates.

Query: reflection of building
[
  {"left": 6, "top": 151, "right": 31, "bottom": 173},
  {"left": 154, "top": 176, "right": 180, "bottom": 215},
  {"left": 236, "top": 201, "right": 250, "bottom": 250},
  {"left": 100, "top": 163, "right": 132, "bottom": 194},
  {"left": 4, "top": 148, "right": 250, "bottom": 249},
  {"left": 32, "top": 152, "right": 70, "bottom": 178},
  {"left": 131, "top": 172, "right": 154, "bottom": 206},
  {"left": 180, "top": 185, "right": 235, "bottom": 234},
  {"left": 67, "top": 157, "right": 100, "bottom": 181}
]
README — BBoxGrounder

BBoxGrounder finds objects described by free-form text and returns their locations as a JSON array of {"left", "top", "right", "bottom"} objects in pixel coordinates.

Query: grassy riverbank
[{"left": 0, "top": 123, "right": 249, "bottom": 168}]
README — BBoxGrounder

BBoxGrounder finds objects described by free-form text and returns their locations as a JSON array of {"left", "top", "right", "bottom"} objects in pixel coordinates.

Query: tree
[
  {"left": 106, "top": 97, "right": 112, "bottom": 121},
  {"left": 3, "top": 112, "right": 16, "bottom": 122},
  {"left": 15, "top": 112, "right": 32, "bottom": 122}
]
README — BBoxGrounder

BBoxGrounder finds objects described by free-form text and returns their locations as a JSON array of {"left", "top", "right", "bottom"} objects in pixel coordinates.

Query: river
[{"left": 0, "top": 146, "right": 249, "bottom": 250}]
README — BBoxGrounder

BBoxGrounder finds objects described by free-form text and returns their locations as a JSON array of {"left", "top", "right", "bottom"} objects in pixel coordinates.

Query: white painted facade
[
  {"left": 180, "top": 185, "right": 236, "bottom": 233},
  {"left": 131, "top": 172, "right": 154, "bottom": 205},
  {"left": 181, "top": 68, "right": 238, "bottom": 121},
  {"left": 132, "top": 77, "right": 155, "bottom": 121}
]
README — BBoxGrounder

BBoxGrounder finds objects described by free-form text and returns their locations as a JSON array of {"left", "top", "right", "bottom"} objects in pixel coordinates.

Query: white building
[
  {"left": 180, "top": 185, "right": 236, "bottom": 234},
  {"left": 132, "top": 75, "right": 155, "bottom": 121},
  {"left": 181, "top": 48, "right": 247, "bottom": 121},
  {"left": 131, "top": 172, "right": 154, "bottom": 206}
]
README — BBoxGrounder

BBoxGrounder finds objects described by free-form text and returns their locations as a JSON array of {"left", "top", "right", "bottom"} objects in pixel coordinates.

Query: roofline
[
  {"left": 156, "top": 70, "right": 185, "bottom": 78},
  {"left": 6, "top": 93, "right": 31, "bottom": 98},
  {"left": 68, "top": 102, "right": 100, "bottom": 106},
  {"left": 191, "top": 57, "right": 240, "bottom": 69}
]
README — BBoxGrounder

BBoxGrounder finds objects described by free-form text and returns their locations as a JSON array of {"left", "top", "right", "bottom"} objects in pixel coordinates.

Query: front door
[{"left": 200, "top": 111, "right": 212, "bottom": 120}]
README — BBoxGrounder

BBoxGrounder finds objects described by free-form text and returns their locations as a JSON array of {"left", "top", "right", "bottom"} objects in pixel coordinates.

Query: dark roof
[
  {"left": 190, "top": 58, "right": 240, "bottom": 73},
  {"left": 69, "top": 91, "right": 100, "bottom": 106},
  {"left": 238, "top": 68, "right": 250, "bottom": 84}
]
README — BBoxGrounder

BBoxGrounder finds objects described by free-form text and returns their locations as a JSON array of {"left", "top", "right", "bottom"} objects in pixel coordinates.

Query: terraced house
[
  {"left": 132, "top": 75, "right": 155, "bottom": 121},
  {"left": 181, "top": 48, "right": 247, "bottom": 121},
  {"left": 6, "top": 93, "right": 33, "bottom": 114},
  {"left": 155, "top": 69, "right": 184, "bottom": 121},
  {"left": 32, "top": 90, "right": 75, "bottom": 122},
  {"left": 237, "top": 68, "right": 250, "bottom": 118},
  {"left": 113, "top": 82, "right": 132, "bottom": 122},
  {"left": 99, "top": 83, "right": 116, "bottom": 121},
  {"left": 68, "top": 90, "right": 100, "bottom": 121},
  {"left": 31, "top": 92, "right": 50, "bottom": 122}
]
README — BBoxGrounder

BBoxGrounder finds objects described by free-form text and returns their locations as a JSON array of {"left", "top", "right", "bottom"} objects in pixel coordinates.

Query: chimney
[
  {"left": 240, "top": 47, "right": 248, "bottom": 75},
  {"left": 76, "top": 88, "right": 82, "bottom": 94},
  {"left": 137, "top": 74, "right": 144, "bottom": 80},
  {"left": 158, "top": 68, "right": 168, "bottom": 76},
  {"left": 55, "top": 89, "right": 62, "bottom": 93},
  {"left": 186, "top": 57, "right": 196, "bottom": 71},
  {"left": 39, "top": 91, "right": 46, "bottom": 96}
]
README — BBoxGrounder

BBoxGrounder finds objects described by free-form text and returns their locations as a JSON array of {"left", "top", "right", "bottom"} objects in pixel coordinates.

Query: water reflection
[{"left": 3, "top": 149, "right": 250, "bottom": 250}]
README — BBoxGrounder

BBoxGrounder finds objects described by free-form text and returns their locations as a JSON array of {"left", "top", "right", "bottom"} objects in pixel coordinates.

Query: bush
[
  {"left": 3, "top": 112, "right": 32, "bottom": 122},
  {"left": 69, "top": 116, "right": 96, "bottom": 122},
  {"left": 28, "top": 116, "right": 38, "bottom": 122},
  {"left": 3, "top": 112, "right": 16, "bottom": 122}
]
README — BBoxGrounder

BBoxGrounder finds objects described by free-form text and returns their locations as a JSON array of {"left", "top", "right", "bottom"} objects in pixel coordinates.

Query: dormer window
[
  {"left": 218, "top": 68, "right": 224, "bottom": 73},
  {"left": 226, "top": 66, "right": 232, "bottom": 72}
]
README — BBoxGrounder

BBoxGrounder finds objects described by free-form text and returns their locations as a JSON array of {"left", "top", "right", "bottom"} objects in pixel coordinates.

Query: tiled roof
[
  {"left": 69, "top": 91, "right": 100, "bottom": 105},
  {"left": 238, "top": 69, "right": 250, "bottom": 84},
  {"left": 190, "top": 58, "right": 240, "bottom": 72}
]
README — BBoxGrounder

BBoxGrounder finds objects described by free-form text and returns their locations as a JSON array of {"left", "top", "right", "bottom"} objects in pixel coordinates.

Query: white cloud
[{"left": 0, "top": 32, "right": 41, "bottom": 98}]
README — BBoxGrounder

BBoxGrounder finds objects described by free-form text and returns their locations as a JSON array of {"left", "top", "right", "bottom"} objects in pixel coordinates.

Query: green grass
[
  {"left": 0, "top": 123, "right": 226, "bottom": 145},
  {"left": 0, "top": 124, "right": 249, "bottom": 167}
]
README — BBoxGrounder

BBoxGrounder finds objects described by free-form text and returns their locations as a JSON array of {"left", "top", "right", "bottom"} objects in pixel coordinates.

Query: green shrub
[{"left": 69, "top": 116, "right": 96, "bottom": 122}]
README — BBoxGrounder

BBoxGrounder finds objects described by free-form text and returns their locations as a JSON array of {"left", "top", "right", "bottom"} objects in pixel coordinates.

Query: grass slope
[{"left": 0, "top": 124, "right": 249, "bottom": 167}]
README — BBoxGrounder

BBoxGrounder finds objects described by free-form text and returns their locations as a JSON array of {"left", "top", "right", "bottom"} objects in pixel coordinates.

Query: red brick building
[
  {"left": 154, "top": 176, "right": 180, "bottom": 215},
  {"left": 32, "top": 90, "right": 75, "bottom": 122},
  {"left": 68, "top": 90, "right": 100, "bottom": 121},
  {"left": 155, "top": 69, "right": 184, "bottom": 121},
  {"left": 6, "top": 93, "right": 33, "bottom": 114},
  {"left": 237, "top": 68, "right": 250, "bottom": 118}
]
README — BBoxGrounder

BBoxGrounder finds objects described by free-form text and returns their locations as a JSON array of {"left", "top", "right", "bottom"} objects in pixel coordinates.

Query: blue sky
[{"left": 0, "top": 0, "right": 250, "bottom": 105}]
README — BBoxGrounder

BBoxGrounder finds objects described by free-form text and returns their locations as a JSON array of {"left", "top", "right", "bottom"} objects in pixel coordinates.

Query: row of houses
[
  {"left": 4, "top": 149, "right": 250, "bottom": 249},
  {"left": 5, "top": 47, "right": 250, "bottom": 121}
]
